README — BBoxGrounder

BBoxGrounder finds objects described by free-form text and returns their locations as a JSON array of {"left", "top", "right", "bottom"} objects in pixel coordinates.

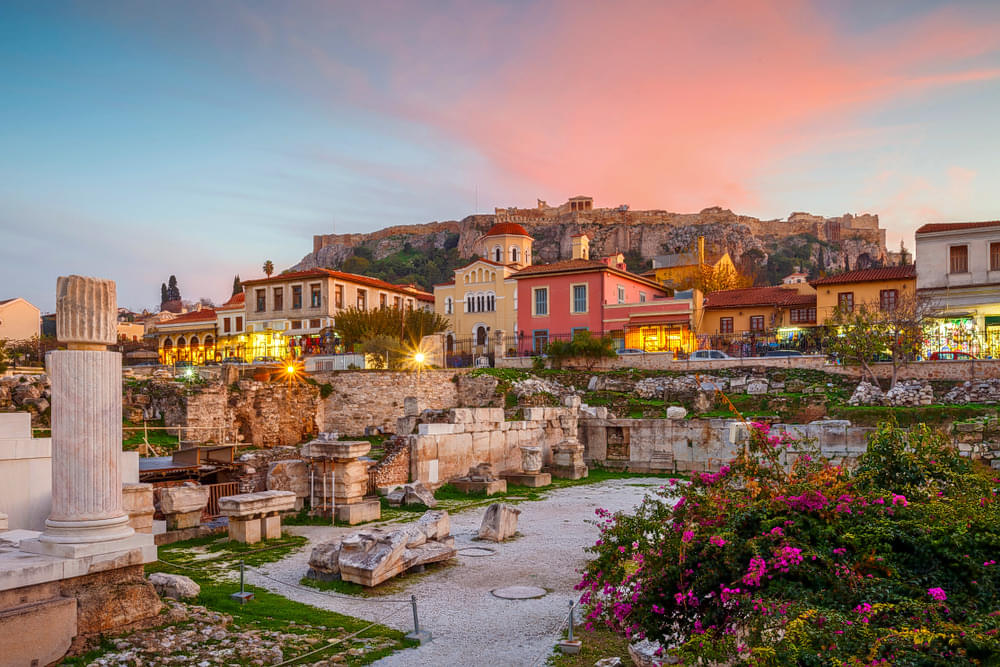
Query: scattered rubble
[
  {"left": 307, "top": 510, "right": 456, "bottom": 587},
  {"left": 512, "top": 376, "right": 577, "bottom": 399},
  {"left": 149, "top": 573, "right": 200, "bottom": 600},
  {"left": 0, "top": 374, "right": 50, "bottom": 425},
  {"left": 385, "top": 482, "right": 437, "bottom": 508},
  {"left": 477, "top": 503, "right": 521, "bottom": 542},
  {"left": 943, "top": 379, "right": 1000, "bottom": 405},
  {"left": 848, "top": 381, "right": 885, "bottom": 406},
  {"left": 849, "top": 380, "right": 933, "bottom": 406}
]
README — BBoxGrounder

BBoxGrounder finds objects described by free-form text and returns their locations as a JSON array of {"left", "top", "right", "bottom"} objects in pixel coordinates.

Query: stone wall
[
  {"left": 951, "top": 419, "right": 1000, "bottom": 470},
  {"left": 498, "top": 354, "right": 1000, "bottom": 382},
  {"left": 407, "top": 403, "right": 578, "bottom": 485},
  {"left": 579, "top": 416, "right": 874, "bottom": 473},
  {"left": 368, "top": 436, "right": 410, "bottom": 488},
  {"left": 313, "top": 370, "right": 463, "bottom": 436},
  {"left": 127, "top": 380, "right": 320, "bottom": 448}
]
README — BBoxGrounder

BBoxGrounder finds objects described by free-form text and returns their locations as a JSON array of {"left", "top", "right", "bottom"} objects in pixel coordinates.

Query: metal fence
[{"left": 205, "top": 481, "right": 239, "bottom": 517}]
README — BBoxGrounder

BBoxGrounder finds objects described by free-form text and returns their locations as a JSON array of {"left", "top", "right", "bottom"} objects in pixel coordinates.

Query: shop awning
[
  {"left": 627, "top": 313, "right": 690, "bottom": 325},
  {"left": 985, "top": 316, "right": 1000, "bottom": 327}
]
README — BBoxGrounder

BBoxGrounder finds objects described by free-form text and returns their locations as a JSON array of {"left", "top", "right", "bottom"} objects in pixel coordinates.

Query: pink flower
[
  {"left": 928, "top": 587, "right": 947, "bottom": 602},
  {"left": 891, "top": 493, "right": 908, "bottom": 506},
  {"left": 681, "top": 530, "right": 695, "bottom": 544},
  {"left": 710, "top": 535, "right": 726, "bottom": 547}
]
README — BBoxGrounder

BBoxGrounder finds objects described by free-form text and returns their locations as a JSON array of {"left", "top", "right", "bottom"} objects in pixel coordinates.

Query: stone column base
[
  {"left": 262, "top": 514, "right": 282, "bottom": 540},
  {"left": 550, "top": 465, "right": 588, "bottom": 480},
  {"left": 501, "top": 471, "right": 552, "bottom": 488},
  {"left": 20, "top": 531, "right": 154, "bottom": 560},
  {"left": 229, "top": 517, "right": 262, "bottom": 544},
  {"left": 334, "top": 498, "right": 381, "bottom": 525},
  {"left": 166, "top": 510, "right": 202, "bottom": 531}
]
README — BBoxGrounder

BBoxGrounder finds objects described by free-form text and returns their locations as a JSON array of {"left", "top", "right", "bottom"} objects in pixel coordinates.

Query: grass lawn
[{"left": 122, "top": 418, "right": 180, "bottom": 453}]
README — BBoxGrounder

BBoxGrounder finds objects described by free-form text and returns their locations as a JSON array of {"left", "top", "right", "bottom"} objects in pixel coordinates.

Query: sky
[{"left": 2, "top": 0, "right": 1000, "bottom": 312}]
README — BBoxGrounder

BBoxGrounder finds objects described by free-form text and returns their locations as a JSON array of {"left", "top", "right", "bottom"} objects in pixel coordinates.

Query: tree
[
  {"left": 160, "top": 283, "right": 168, "bottom": 305},
  {"left": 167, "top": 275, "right": 181, "bottom": 301},
  {"left": 0, "top": 340, "right": 8, "bottom": 374},
  {"left": 696, "top": 263, "right": 753, "bottom": 293},
  {"left": 545, "top": 331, "right": 618, "bottom": 370},
  {"left": 360, "top": 334, "right": 405, "bottom": 369},
  {"left": 262, "top": 260, "right": 274, "bottom": 278},
  {"left": 334, "top": 306, "right": 450, "bottom": 348},
  {"left": 823, "top": 293, "right": 930, "bottom": 388},
  {"left": 341, "top": 256, "right": 371, "bottom": 274},
  {"left": 232, "top": 274, "right": 242, "bottom": 296}
]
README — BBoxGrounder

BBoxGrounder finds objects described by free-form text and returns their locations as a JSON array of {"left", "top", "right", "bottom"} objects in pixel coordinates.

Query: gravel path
[{"left": 247, "top": 478, "right": 669, "bottom": 667}]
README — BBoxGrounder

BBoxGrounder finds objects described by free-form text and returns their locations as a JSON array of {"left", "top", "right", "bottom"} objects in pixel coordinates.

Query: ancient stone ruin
[
  {"left": 478, "top": 503, "right": 520, "bottom": 542},
  {"left": 218, "top": 490, "right": 296, "bottom": 544},
  {"left": 452, "top": 462, "right": 507, "bottom": 495},
  {"left": 307, "top": 510, "right": 455, "bottom": 587}
]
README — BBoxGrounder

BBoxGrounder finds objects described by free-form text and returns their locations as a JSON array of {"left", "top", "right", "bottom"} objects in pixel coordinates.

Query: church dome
[{"left": 483, "top": 222, "right": 530, "bottom": 237}]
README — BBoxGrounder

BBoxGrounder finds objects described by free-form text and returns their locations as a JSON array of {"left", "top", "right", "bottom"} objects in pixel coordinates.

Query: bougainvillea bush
[{"left": 578, "top": 422, "right": 1000, "bottom": 665}]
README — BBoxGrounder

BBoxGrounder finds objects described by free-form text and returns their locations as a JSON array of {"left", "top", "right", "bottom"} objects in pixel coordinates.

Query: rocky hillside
[{"left": 289, "top": 207, "right": 890, "bottom": 289}]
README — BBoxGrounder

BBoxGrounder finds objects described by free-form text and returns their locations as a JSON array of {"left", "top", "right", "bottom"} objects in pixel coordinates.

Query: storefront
[
  {"left": 623, "top": 314, "right": 695, "bottom": 355},
  {"left": 924, "top": 315, "right": 980, "bottom": 358}
]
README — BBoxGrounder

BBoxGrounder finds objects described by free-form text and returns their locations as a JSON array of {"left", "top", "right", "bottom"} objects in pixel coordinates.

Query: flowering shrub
[{"left": 578, "top": 421, "right": 1000, "bottom": 665}]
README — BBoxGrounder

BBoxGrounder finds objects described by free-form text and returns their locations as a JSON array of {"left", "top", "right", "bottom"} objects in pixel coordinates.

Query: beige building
[
  {"left": 241, "top": 268, "right": 434, "bottom": 359},
  {"left": 434, "top": 222, "right": 534, "bottom": 347},
  {"left": 0, "top": 298, "right": 41, "bottom": 341}
]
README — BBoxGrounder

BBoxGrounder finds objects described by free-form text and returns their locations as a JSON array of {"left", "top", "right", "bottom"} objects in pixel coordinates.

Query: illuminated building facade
[{"left": 154, "top": 307, "right": 218, "bottom": 364}]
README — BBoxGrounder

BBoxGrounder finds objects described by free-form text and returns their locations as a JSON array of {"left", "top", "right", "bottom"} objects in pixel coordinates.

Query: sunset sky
[{"left": 2, "top": 1, "right": 1000, "bottom": 311}]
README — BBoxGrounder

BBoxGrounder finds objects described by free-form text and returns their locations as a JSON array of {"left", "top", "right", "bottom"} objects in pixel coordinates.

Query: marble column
[{"left": 23, "top": 275, "right": 141, "bottom": 557}]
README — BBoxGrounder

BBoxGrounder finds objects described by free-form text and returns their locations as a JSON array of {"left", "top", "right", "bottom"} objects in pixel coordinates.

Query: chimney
[
  {"left": 571, "top": 234, "right": 590, "bottom": 260},
  {"left": 698, "top": 236, "right": 705, "bottom": 265}
]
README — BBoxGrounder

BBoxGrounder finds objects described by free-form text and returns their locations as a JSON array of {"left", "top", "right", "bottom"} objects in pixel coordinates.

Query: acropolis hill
[{"left": 293, "top": 196, "right": 890, "bottom": 283}]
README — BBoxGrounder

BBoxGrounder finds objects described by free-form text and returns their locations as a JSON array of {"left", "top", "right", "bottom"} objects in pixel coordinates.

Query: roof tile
[
  {"left": 809, "top": 265, "right": 915, "bottom": 286},
  {"left": 915, "top": 221, "right": 1000, "bottom": 235},
  {"left": 705, "top": 286, "right": 816, "bottom": 309}
]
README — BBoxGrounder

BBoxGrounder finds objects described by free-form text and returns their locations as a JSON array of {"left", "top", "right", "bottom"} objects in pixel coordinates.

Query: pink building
[{"left": 513, "top": 235, "right": 698, "bottom": 355}]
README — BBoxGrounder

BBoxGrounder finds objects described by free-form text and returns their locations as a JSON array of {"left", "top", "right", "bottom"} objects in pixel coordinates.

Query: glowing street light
[{"left": 413, "top": 352, "right": 425, "bottom": 365}]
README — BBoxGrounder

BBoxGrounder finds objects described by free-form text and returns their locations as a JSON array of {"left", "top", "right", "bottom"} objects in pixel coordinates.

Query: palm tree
[{"left": 263, "top": 260, "right": 274, "bottom": 278}]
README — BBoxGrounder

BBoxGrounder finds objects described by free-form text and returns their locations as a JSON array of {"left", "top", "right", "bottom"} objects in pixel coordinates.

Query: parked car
[
  {"left": 617, "top": 348, "right": 646, "bottom": 355},
  {"left": 929, "top": 350, "right": 977, "bottom": 361},
  {"left": 221, "top": 357, "right": 246, "bottom": 365},
  {"left": 764, "top": 349, "right": 803, "bottom": 357},
  {"left": 689, "top": 349, "right": 732, "bottom": 360},
  {"left": 252, "top": 356, "right": 281, "bottom": 364}
]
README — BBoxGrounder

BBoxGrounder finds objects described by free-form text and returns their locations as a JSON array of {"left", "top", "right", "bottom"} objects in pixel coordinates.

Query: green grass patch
[
  {"left": 545, "top": 626, "right": 630, "bottom": 666},
  {"left": 122, "top": 418, "right": 180, "bottom": 453},
  {"left": 828, "top": 403, "right": 998, "bottom": 427}
]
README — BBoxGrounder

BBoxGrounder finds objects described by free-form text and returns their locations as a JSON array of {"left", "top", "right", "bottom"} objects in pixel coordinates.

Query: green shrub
[
  {"left": 546, "top": 331, "right": 617, "bottom": 369},
  {"left": 579, "top": 421, "right": 1000, "bottom": 665}
]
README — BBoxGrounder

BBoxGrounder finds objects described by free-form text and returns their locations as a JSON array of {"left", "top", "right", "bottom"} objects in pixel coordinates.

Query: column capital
[{"left": 56, "top": 275, "right": 117, "bottom": 346}]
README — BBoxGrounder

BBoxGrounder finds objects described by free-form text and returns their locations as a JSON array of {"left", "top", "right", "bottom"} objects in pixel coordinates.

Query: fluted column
[{"left": 23, "top": 276, "right": 135, "bottom": 554}]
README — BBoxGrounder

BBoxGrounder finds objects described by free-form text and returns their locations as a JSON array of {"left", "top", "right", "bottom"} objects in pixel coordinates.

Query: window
[
  {"left": 532, "top": 329, "right": 548, "bottom": 352},
  {"left": 838, "top": 292, "right": 854, "bottom": 313},
  {"left": 533, "top": 287, "right": 548, "bottom": 316},
  {"left": 494, "top": 246, "right": 503, "bottom": 262},
  {"left": 511, "top": 246, "right": 520, "bottom": 263},
  {"left": 445, "top": 297, "right": 453, "bottom": 315},
  {"left": 309, "top": 319, "right": 321, "bottom": 328},
  {"left": 639, "top": 292, "right": 646, "bottom": 303},
  {"left": 617, "top": 285, "right": 625, "bottom": 304},
  {"left": 290, "top": 320, "right": 302, "bottom": 330},
  {"left": 255, "top": 289, "right": 266, "bottom": 312},
  {"left": 991, "top": 243, "right": 1000, "bottom": 271},
  {"left": 394, "top": 296, "right": 402, "bottom": 309},
  {"left": 291, "top": 285, "right": 302, "bottom": 309},
  {"left": 334, "top": 285, "right": 344, "bottom": 309},
  {"left": 310, "top": 283, "right": 321, "bottom": 308},
  {"left": 720, "top": 317, "right": 733, "bottom": 334},
  {"left": 572, "top": 284, "right": 587, "bottom": 313},
  {"left": 357, "top": 289, "right": 367, "bottom": 309},
  {"left": 950, "top": 245, "right": 969, "bottom": 273},
  {"left": 571, "top": 327, "right": 589, "bottom": 339},
  {"left": 790, "top": 308, "right": 816, "bottom": 323},
  {"left": 749, "top": 315, "right": 765, "bottom": 331},
  {"left": 235, "top": 316, "right": 243, "bottom": 331},
  {"left": 223, "top": 317, "right": 231, "bottom": 333},
  {"left": 380, "top": 293, "right": 387, "bottom": 308},
  {"left": 880, "top": 289, "right": 898, "bottom": 311},
  {"left": 273, "top": 287, "right": 283, "bottom": 311}
]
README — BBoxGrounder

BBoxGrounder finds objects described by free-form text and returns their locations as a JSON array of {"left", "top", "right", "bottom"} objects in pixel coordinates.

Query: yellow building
[
  {"left": 810, "top": 265, "right": 916, "bottom": 325},
  {"left": 644, "top": 237, "right": 737, "bottom": 292},
  {"left": 154, "top": 307, "right": 218, "bottom": 364},
  {"left": 433, "top": 222, "right": 533, "bottom": 348},
  {"left": 215, "top": 292, "right": 248, "bottom": 361}
]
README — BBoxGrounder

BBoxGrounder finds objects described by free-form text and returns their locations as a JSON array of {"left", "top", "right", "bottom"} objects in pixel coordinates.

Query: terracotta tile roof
[
  {"left": 705, "top": 286, "right": 816, "bottom": 309},
  {"left": 809, "top": 265, "right": 915, "bottom": 286},
  {"left": 512, "top": 258, "right": 607, "bottom": 276},
  {"left": 217, "top": 292, "right": 245, "bottom": 310},
  {"left": 241, "top": 268, "right": 430, "bottom": 297},
  {"left": 513, "top": 259, "right": 668, "bottom": 292},
  {"left": 915, "top": 221, "right": 1000, "bottom": 235},
  {"left": 157, "top": 308, "right": 217, "bottom": 325}
]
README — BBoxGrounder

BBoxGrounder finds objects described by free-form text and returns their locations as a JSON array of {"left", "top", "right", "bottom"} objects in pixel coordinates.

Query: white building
[
  {"left": 0, "top": 297, "right": 41, "bottom": 342},
  {"left": 915, "top": 220, "right": 1000, "bottom": 356}
]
